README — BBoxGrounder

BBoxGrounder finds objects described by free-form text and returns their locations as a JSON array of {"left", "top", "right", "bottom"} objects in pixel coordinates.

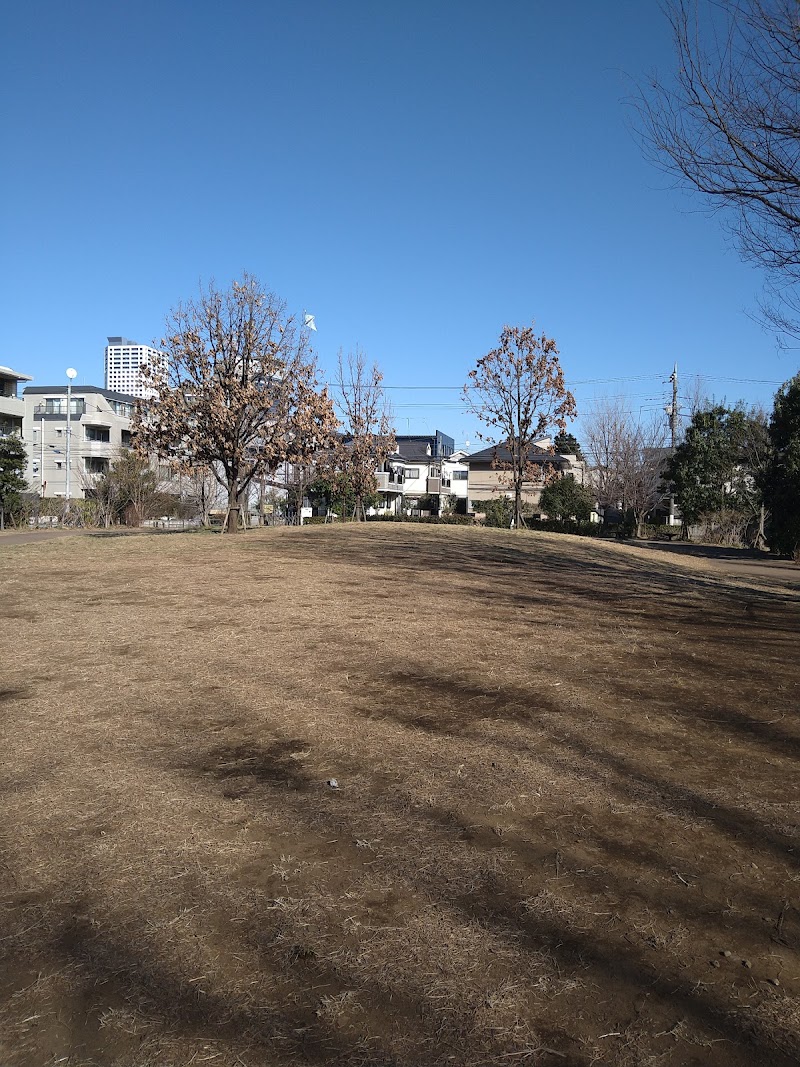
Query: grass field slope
[{"left": 1, "top": 524, "right": 798, "bottom": 1067}]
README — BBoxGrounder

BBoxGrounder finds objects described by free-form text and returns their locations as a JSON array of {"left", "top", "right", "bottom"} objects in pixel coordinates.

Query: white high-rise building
[{"left": 104, "top": 336, "right": 167, "bottom": 399}]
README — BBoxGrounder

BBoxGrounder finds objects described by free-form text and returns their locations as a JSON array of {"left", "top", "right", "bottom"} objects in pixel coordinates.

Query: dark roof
[
  {"left": 465, "top": 443, "right": 567, "bottom": 466},
  {"left": 24, "top": 385, "right": 138, "bottom": 403},
  {"left": 394, "top": 450, "right": 435, "bottom": 463}
]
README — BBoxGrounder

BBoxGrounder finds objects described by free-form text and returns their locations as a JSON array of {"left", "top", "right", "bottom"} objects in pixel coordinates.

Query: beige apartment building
[{"left": 22, "top": 385, "right": 136, "bottom": 498}]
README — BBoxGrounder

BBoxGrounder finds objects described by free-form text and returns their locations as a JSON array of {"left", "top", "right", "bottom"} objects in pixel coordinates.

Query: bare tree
[
  {"left": 182, "top": 465, "right": 225, "bottom": 527},
  {"left": 133, "top": 275, "right": 338, "bottom": 533},
  {"left": 463, "top": 324, "right": 577, "bottom": 528},
  {"left": 82, "top": 450, "right": 172, "bottom": 527},
  {"left": 639, "top": 0, "right": 800, "bottom": 333},
  {"left": 332, "top": 349, "right": 395, "bottom": 521},
  {"left": 584, "top": 400, "right": 671, "bottom": 536}
]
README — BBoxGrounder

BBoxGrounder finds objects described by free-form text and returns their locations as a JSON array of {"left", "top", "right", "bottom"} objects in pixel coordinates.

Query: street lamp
[{"left": 65, "top": 368, "right": 77, "bottom": 501}]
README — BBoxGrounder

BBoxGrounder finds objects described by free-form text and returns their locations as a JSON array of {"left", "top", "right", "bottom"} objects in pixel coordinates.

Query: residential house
[
  {"left": 465, "top": 440, "right": 586, "bottom": 515},
  {"left": 376, "top": 431, "right": 469, "bottom": 515}
]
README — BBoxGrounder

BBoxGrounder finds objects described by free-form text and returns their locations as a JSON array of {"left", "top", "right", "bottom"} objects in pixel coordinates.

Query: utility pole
[
  {"left": 65, "top": 367, "right": 77, "bottom": 507},
  {"left": 667, "top": 363, "right": 679, "bottom": 526}
]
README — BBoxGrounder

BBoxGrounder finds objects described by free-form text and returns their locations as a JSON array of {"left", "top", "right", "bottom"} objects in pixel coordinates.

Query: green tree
[
  {"left": 474, "top": 496, "right": 514, "bottom": 528},
  {"left": 665, "top": 406, "right": 770, "bottom": 541},
  {"left": 539, "top": 475, "right": 594, "bottom": 522},
  {"left": 0, "top": 436, "right": 27, "bottom": 531},
  {"left": 554, "top": 432, "right": 584, "bottom": 461},
  {"left": 763, "top": 373, "right": 800, "bottom": 558}
]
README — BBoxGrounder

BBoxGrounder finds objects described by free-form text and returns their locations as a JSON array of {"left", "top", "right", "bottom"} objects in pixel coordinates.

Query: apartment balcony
[
  {"left": 33, "top": 402, "right": 86, "bottom": 418},
  {"left": 426, "top": 477, "right": 452, "bottom": 495},
  {"left": 0, "top": 394, "right": 23, "bottom": 435},
  {"left": 376, "top": 472, "right": 404, "bottom": 493},
  {"left": 0, "top": 394, "right": 24, "bottom": 419}
]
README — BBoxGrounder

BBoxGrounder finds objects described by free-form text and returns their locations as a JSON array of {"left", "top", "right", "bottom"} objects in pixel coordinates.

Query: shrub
[{"left": 475, "top": 497, "right": 514, "bottom": 528}]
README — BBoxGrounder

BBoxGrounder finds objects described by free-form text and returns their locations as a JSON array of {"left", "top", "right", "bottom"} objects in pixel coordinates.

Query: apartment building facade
[
  {"left": 0, "top": 366, "right": 32, "bottom": 437},
  {"left": 22, "top": 385, "right": 136, "bottom": 498}
]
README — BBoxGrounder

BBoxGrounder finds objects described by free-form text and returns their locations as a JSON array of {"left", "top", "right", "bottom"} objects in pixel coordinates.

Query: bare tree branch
[
  {"left": 638, "top": 0, "right": 800, "bottom": 334},
  {"left": 331, "top": 349, "right": 396, "bottom": 521}
]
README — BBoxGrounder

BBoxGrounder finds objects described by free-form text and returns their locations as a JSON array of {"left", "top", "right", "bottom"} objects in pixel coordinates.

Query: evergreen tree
[
  {"left": 665, "top": 406, "right": 769, "bottom": 539},
  {"left": 763, "top": 374, "right": 800, "bottom": 558},
  {"left": 539, "top": 475, "right": 594, "bottom": 521},
  {"left": 553, "top": 431, "right": 584, "bottom": 461},
  {"left": 0, "top": 436, "right": 27, "bottom": 530}
]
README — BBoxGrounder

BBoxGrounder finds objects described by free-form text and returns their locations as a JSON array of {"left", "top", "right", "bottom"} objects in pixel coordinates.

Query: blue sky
[{"left": 3, "top": 0, "right": 796, "bottom": 447}]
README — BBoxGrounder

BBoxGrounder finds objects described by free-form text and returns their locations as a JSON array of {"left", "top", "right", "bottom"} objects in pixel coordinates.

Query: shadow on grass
[
  {"left": 191, "top": 739, "right": 313, "bottom": 796},
  {"left": 373, "top": 668, "right": 799, "bottom": 869}
]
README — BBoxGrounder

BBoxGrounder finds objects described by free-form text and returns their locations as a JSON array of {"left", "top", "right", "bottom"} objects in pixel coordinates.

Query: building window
[
  {"left": 84, "top": 457, "right": 109, "bottom": 474},
  {"left": 405, "top": 468, "right": 420, "bottom": 479},
  {"left": 85, "top": 425, "right": 110, "bottom": 443},
  {"left": 121, "top": 430, "right": 132, "bottom": 447},
  {"left": 452, "top": 471, "right": 468, "bottom": 480}
]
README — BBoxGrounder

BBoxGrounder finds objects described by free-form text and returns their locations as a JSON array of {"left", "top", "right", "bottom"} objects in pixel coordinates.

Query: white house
[{"left": 375, "top": 431, "right": 469, "bottom": 515}]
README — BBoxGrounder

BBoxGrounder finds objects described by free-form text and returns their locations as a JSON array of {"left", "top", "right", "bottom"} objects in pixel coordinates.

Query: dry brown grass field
[{"left": 1, "top": 524, "right": 799, "bottom": 1067}]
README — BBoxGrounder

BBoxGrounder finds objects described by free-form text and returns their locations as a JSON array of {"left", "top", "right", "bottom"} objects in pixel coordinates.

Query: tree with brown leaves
[
  {"left": 463, "top": 324, "right": 577, "bottom": 528},
  {"left": 331, "top": 348, "right": 396, "bottom": 521},
  {"left": 132, "top": 275, "right": 338, "bottom": 533}
]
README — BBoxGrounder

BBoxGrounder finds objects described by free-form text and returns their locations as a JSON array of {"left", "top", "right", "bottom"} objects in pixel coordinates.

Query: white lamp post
[{"left": 65, "top": 368, "right": 77, "bottom": 501}]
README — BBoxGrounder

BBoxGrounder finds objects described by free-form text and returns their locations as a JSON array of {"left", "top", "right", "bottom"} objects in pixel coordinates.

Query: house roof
[
  {"left": 24, "top": 385, "right": 138, "bottom": 403},
  {"left": 465, "top": 443, "right": 569, "bottom": 466}
]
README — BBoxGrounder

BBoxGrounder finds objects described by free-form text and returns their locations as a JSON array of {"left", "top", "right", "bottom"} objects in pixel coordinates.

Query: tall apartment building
[{"left": 104, "top": 336, "right": 167, "bottom": 399}]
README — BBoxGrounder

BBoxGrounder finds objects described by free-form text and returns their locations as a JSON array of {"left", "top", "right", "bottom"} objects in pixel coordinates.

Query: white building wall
[{"left": 104, "top": 337, "right": 167, "bottom": 400}]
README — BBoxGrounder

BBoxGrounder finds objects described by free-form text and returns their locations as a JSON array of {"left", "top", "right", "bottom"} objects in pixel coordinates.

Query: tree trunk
[
  {"left": 226, "top": 481, "right": 240, "bottom": 534},
  {"left": 513, "top": 478, "right": 522, "bottom": 530},
  {"left": 755, "top": 504, "right": 767, "bottom": 551}
]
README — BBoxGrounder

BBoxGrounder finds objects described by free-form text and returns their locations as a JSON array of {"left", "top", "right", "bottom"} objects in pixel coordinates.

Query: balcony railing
[
  {"left": 34, "top": 402, "right": 86, "bottom": 417},
  {"left": 376, "top": 472, "right": 404, "bottom": 492}
]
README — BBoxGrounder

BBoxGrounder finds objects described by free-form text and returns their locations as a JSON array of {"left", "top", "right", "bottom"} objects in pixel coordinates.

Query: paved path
[
  {"left": 0, "top": 528, "right": 78, "bottom": 548},
  {"left": 636, "top": 539, "right": 800, "bottom": 590}
]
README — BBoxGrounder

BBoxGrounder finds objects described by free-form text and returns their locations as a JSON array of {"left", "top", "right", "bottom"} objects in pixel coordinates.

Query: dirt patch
[{"left": 0, "top": 524, "right": 798, "bottom": 1066}]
